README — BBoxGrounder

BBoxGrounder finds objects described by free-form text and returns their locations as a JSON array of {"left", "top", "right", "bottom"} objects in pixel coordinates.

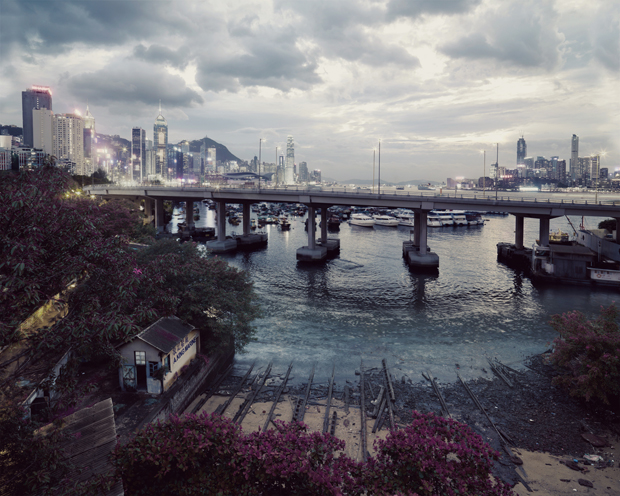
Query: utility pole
[
  {"left": 258, "top": 138, "right": 262, "bottom": 191},
  {"left": 495, "top": 143, "right": 499, "bottom": 201},
  {"left": 378, "top": 140, "right": 381, "bottom": 195},
  {"left": 483, "top": 150, "right": 486, "bottom": 198},
  {"left": 373, "top": 149, "right": 375, "bottom": 194}
]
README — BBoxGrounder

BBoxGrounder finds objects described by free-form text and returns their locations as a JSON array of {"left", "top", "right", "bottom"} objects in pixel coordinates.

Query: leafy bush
[
  {"left": 365, "top": 411, "right": 513, "bottom": 496},
  {"left": 113, "top": 411, "right": 514, "bottom": 496},
  {"left": 549, "top": 304, "right": 620, "bottom": 404}
]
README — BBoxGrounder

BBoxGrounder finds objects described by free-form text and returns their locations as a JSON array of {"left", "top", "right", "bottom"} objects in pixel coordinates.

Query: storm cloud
[{"left": 65, "top": 59, "right": 204, "bottom": 109}]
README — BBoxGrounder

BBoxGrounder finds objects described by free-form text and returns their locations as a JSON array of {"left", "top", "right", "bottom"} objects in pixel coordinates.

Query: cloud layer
[{"left": 1, "top": 0, "right": 617, "bottom": 181}]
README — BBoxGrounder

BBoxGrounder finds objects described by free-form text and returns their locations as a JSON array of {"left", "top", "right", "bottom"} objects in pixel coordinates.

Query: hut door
[{"left": 135, "top": 351, "right": 147, "bottom": 389}]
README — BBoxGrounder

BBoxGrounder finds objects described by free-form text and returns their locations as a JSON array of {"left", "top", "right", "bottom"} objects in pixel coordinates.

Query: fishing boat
[{"left": 280, "top": 219, "right": 291, "bottom": 231}]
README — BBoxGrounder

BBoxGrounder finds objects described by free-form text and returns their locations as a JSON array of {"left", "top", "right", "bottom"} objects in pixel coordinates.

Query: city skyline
[{"left": 1, "top": 0, "right": 618, "bottom": 181}]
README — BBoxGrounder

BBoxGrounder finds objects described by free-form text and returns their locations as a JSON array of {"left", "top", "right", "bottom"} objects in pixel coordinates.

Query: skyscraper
[
  {"left": 32, "top": 108, "right": 53, "bottom": 155},
  {"left": 517, "top": 136, "right": 526, "bottom": 165},
  {"left": 53, "top": 113, "right": 84, "bottom": 173},
  {"left": 131, "top": 127, "right": 146, "bottom": 182},
  {"left": 153, "top": 102, "right": 168, "bottom": 177},
  {"left": 570, "top": 134, "right": 579, "bottom": 182},
  {"left": 22, "top": 86, "right": 52, "bottom": 147},
  {"left": 285, "top": 135, "right": 295, "bottom": 185},
  {"left": 590, "top": 154, "right": 600, "bottom": 184},
  {"left": 299, "top": 161, "right": 308, "bottom": 182},
  {"left": 83, "top": 105, "right": 95, "bottom": 175}
]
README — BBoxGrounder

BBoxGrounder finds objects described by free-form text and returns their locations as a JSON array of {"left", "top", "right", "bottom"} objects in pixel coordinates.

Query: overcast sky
[{"left": 1, "top": 0, "right": 618, "bottom": 182}]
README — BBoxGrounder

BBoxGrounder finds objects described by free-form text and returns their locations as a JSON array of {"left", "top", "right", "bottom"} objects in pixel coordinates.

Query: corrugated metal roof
[{"left": 137, "top": 316, "right": 195, "bottom": 354}]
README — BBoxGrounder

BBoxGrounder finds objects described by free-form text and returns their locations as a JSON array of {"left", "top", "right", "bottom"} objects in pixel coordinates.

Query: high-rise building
[
  {"left": 82, "top": 105, "right": 95, "bottom": 175},
  {"left": 145, "top": 139, "right": 155, "bottom": 177},
  {"left": 53, "top": 113, "right": 84, "bottom": 174},
  {"left": 557, "top": 160, "right": 567, "bottom": 184},
  {"left": 285, "top": 135, "right": 295, "bottom": 185},
  {"left": 310, "top": 169, "right": 321, "bottom": 183},
  {"left": 22, "top": 86, "right": 52, "bottom": 147},
  {"left": 517, "top": 136, "right": 526, "bottom": 165},
  {"left": 590, "top": 154, "right": 600, "bottom": 184},
  {"left": 32, "top": 108, "right": 53, "bottom": 155},
  {"left": 207, "top": 148, "right": 216, "bottom": 172},
  {"left": 131, "top": 127, "right": 146, "bottom": 182},
  {"left": 550, "top": 156, "right": 559, "bottom": 180},
  {"left": 299, "top": 161, "right": 308, "bottom": 182},
  {"left": 153, "top": 103, "right": 168, "bottom": 177},
  {"left": 570, "top": 134, "right": 579, "bottom": 181}
]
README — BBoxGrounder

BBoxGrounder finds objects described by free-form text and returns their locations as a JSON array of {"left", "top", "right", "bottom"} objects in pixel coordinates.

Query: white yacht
[
  {"left": 395, "top": 209, "right": 415, "bottom": 227},
  {"left": 349, "top": 213, "right": 375, "bottom": 227},
  {"left": 450, "top": 210, "right": 468, "bottom": 226},
  {"left": 373, "top": 214, "right": 399, "bottom": 227},
  {"left": 428, "top": 210, "right": 454, "bottom": 227}
]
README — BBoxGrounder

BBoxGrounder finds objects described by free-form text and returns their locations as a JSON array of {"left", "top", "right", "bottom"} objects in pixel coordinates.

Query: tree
[{"left": 0, "top": 167, "right": 260, "bottom": 494}]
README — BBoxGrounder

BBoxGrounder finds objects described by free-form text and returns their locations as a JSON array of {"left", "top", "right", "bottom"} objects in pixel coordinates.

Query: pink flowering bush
[
  {"left": 364, "top": 411, "right": 514, "bottom": 496},
  {"left": 113, "top": 411, "right": 515, "bottom": 496},
  {"left": 549, "top": 304, "right": 620, "bottom": 404},
  {"left": 113, "top": 413, "right": 243, "bottom": 495}
]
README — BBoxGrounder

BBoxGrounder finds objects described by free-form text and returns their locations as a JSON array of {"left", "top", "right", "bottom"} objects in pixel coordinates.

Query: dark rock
[
  {"left": 563, "top": 460, "right": 582, "bottom": 471},
  {"left": 577, "top": 479, "right": 593, "bottom": 488},
  {"left": 581, "top": 432, "right": 607, "bottom": 447}
]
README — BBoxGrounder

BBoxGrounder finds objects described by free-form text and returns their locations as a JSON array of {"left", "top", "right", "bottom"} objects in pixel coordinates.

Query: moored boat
[
  {"left": 373, "top": 214, "right": 399, "bottom": 227},
  {"left": 349, "top": 213, "right": 375, "bottom": 227}
]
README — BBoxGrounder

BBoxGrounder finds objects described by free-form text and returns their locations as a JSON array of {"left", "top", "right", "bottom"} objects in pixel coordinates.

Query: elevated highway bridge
[{"left": 84, "top": 184, "right": 620, "bottom": 267}]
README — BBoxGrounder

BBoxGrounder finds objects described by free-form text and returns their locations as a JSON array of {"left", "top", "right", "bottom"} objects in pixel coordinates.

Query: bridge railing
[{"left": 84, "top": 183, "right": 620, "bottom": 207}]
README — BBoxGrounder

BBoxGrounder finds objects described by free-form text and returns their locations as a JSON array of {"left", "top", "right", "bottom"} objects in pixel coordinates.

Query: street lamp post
[
  {"left": 378, "top": 140, "right": 381, "bottom": 195},
  {"left": 482, "top": 150, "right": 486, "bottom": 198},
  {"left": 258, "top": 138, "right": 262, "bottom": 191}
]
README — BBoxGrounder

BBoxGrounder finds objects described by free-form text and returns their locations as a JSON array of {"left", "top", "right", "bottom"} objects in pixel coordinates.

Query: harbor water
[{"left": 170, "top": 201, "right": 618, "bottom": 385}]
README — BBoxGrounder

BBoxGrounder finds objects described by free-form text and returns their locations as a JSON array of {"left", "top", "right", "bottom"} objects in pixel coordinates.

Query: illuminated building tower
[
  {"left": 22, "top": 85, "right": 52, "bottom": 147},
  {"left": 517, "top": 136, "right": 526, "bottom": 165},
  {"left": 53, "top": 113, "right": 84, "bottom": 174},
  {"left": 285, "top": 135, "right": 295, "bottom": 184},
  {"left": 590, "top": 154, "right": 600, "bottom": 184},
  {"left": 153, "top": 102, "right": 168, "bottom": 177},
  {"left": 83, "top": 105, "right": 95, "bottom": 175},
  {"left": 131, "top": 127, "right": 146, "bottom": 182},
  {"left": 207, "top": 148, "right": 216, "bottom": 172},
  {"left": 570, "top": 134, "right": 579, "bottom": 181}
]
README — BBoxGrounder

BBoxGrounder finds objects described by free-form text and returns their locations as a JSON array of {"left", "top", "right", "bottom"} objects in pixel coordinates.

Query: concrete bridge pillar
[
  {"left": 413, "top": 211, "right": 421, "bottom": 246},
  {"left": 320, "top": 207, "right": 328, "bottom": 243},
  {"left": 418, "top": 212, "right": 428, "bottom": 254},
  {"left": 185, "top": 200, "right": 195, "bottom": 229},
  {"left": 207, "top": 201, "right": 237, "bottom": 253},
  {"left": 155, "top": 199, "right": 165, "bottom": 233},
  {"left": 539, "top": 216, "right": 550, "bottom": 247},
  {"left": 297, "top": 205, "right": 327, "bottom": 262},
  {"left": 515, "top": 215, "right": 524, "bottom": 249},
  {"left": 403, "top": 210, "right": 438, "bottom": 271},
  {"left": 317, "top": 205, "right": 340, "bottom": 255},
  {"left": 615, "top": 218, "right": 620, "bottom": 242},
  {"left": 242, "top": 203, "right": 251, "bottom": 236},
  {"left": 307, "top": 206, "right": 317, "bottom": 249}
]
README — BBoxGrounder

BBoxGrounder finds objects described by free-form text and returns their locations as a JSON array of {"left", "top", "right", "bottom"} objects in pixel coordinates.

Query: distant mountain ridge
[{"left": 187, "top": 136, "right": 242, "bottom": 163}]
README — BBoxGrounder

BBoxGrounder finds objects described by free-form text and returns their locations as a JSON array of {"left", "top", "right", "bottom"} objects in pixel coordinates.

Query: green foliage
[
  {"left": 113, "top": 412, "right": 514, "bottom": 496},
  {"left": 598, "top": 218, "right": 616, "bottom": 232},
  {"left": 549, "top": 304, "right": 620, "bottom": 404},
  {"left": 0, "top": 401, "right": 72, "bottom": 495},
  {"left": 0, "top": 167, "right": 261, "bottom": 493}
]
